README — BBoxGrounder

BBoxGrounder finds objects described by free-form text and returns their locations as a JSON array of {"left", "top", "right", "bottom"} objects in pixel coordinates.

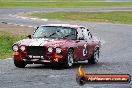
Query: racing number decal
[{"left": 83, "top": 43, "right": 88, "bottom": 56}]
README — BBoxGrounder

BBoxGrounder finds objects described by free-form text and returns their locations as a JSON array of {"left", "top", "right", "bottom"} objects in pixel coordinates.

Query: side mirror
[
  {"left": 88, "top": 32, "right": 93, "bottom": 38},
  {"left": 90, "top": 34, "right": 93, "bottom": 38},
  {"left": 27, "top": 35, "right": 32, "bottom": 39}
]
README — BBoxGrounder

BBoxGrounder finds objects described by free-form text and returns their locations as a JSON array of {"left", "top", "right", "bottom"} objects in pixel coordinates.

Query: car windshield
[{"left": 32, "top": 26, "right": 76, "bottom": 39}]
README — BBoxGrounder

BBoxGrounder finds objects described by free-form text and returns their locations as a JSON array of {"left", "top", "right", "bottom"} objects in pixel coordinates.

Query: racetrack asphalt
[{"left": 0, "top": 7, "right": 132, "bottom": 88}]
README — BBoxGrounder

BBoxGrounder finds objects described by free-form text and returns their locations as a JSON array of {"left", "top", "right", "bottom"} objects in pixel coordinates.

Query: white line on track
[
  {"left": 2, "top": 22, "right": 36, "bottom": 28},
  {"left": 0, "top": 58, "right": 12, "bottom": 61},
  {"left": 9, "top": 14, "right": 48, "bottom": 22}
]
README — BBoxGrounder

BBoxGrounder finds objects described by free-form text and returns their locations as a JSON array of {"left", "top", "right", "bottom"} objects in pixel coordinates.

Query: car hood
[{"left": 16, "top": 38, "right": 70, "bottom": 47}]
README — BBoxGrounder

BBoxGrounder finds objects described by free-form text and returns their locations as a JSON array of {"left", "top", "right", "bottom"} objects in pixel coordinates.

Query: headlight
[
  {"left": 20, "top": 46, "right": 26, "bottom": 51},
  {"left": 12, "top": 45, "right": 19, "bottom": 52},
  {"left": 56, "top": 48, "right": 62, "bottom": 53},
  {"left": 48, "top": 47, "right": 53, "bottom": 52}
]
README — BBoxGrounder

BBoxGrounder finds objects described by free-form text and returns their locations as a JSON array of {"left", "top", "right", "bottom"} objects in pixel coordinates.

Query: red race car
[{"left": 12, "top": 24, "right": 101, "bottom": 68}]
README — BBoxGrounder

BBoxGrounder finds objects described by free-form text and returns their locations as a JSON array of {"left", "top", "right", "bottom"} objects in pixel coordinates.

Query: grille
[{"left": 26, "top": 46, "right": 45, "bottom": 56}]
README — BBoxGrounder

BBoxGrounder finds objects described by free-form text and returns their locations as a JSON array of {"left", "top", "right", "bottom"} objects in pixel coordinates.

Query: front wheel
[
  {"left": 62, "top": 49, "right": 74, "bottom": 68},
  {"left": 88, "top": 48, "right": 99, "bottom": 64},
  {"left": 14, "top": 59, "right": 27, "bottom": 68}
]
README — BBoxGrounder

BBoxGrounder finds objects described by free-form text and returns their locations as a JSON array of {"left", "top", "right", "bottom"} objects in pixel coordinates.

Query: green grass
[
  {"left": 0, "top": 0, "right": 104, "bottom": 1},
  {"left": 32, "top": 11, "right": 132, "bottom": 24},
  {"left": 0, "top": 31, "right": 25, "bottom": 59},
  {"left": 0, "top": 2, "right": 132, "bottom": 8}
]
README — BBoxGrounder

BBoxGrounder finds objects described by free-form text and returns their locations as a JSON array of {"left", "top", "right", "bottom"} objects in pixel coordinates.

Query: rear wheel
[
  {"left": 14, "top": 59, "right": 27, "bottom": 68},
  {"left": 88, "top": 48, "right": 99, "bottom": 64},
  {"left": 62, "top": 49, "right": 74, "bottom": 68}
]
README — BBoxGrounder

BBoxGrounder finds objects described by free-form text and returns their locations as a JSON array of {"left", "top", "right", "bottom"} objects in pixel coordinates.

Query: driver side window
[{"left": 77, "top": 28, "right": 84, "bottom": 40}]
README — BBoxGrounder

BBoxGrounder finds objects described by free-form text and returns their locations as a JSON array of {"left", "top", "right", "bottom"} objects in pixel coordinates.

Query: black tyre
[
  {"left": 14, "top": 59, "right": 27, "bottom": 68},
  {"left": 62, "top": 49, "right": 74, "bottom": 68},
  {"left": 88, "top": 48, "right": 99, "bottom": 64}
]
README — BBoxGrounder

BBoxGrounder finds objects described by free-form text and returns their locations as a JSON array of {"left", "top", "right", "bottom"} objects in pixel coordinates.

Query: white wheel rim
[{"left": 68, "top": 51, "right": 73, "bottom": 67}]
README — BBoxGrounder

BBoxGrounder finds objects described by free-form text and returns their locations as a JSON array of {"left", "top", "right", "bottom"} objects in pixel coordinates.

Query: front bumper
[{"left": 13, "top": 51, "right": 66, "bottom": 64}]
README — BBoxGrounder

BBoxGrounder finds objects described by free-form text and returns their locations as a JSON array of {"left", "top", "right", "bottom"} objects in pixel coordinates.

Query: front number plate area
[
  {"left": 27, "top": 55, "right": 51, "bottom": 62},
  {"left": 28, "top": 55, "right": 44, "bottom": 59}
]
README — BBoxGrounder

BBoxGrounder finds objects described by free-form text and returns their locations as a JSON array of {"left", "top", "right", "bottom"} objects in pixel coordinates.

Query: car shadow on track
[
  {"left": 73, "top": 62, "right": 102, "bottom": 68},
  {"left": 25, "top": 61, "right": 103, "bottom": 70}
]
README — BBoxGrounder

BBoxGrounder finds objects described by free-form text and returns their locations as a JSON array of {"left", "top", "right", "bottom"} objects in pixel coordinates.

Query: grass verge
[
  {"left": 0, "top": 0, "right": 104, "bottom": 1},
  {"left": 32, "top": 11, "right": 132, "bottom": 24},
  {"left": 0, "top": 31, "right": 25, "bottom": 59},
  {"left": 0, "top": 2, "right": 132, "bottom": 8}
]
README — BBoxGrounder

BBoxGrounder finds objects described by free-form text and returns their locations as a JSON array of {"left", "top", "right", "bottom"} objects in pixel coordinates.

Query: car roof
[{"left": 41, "top": 24, "right": 84, "bottom": 29}]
